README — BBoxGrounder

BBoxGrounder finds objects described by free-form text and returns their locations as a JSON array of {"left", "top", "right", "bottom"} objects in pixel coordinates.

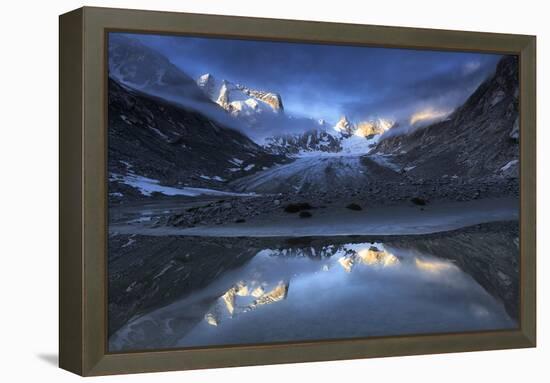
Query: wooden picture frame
[{"left": 59, "top": 6, "right": 536, "bottom": 376}]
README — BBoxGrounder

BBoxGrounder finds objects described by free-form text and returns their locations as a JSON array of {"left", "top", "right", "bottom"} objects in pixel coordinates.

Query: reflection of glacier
[
  {"left": 205, "top": 243, "right": 403, "bottom": 325},
  {"left": 205, "top": 280, "right": 290, "bottom": 326}
]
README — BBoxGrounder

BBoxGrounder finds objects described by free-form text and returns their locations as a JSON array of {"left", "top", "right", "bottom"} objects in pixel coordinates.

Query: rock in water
[
  {"left": 299, "top": 211, "right": 313, "bottom": 218},
  {"left": 346, "top": 203, "right": 363, "bottom": 211}
]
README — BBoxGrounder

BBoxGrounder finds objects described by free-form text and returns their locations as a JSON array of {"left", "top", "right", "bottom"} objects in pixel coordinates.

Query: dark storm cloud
[
  {"left": 124, "top": 32, "right": 502, "bottom": 125},
  {"left": 341, "top": 56, "right": 499, "bottom": 123}
]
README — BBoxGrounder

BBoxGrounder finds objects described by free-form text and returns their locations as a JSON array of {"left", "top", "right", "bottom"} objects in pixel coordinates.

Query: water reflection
[
  {"left": 205, "top": 280, "right": 290, "bottom": 326},
  {"left": 338, "top": 244, "right": 400, "bottom": 272},
  {"left": 109, "top": 238, "right": 518, "bottom": 351},
  {"left": 414, "top": 257, "right": 455, "bottom": 273}
]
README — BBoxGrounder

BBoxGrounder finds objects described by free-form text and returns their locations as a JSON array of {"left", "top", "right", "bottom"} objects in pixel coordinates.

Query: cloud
[
  {"left": 119, "top": 32, "right": 503, "bottom": 135},
  {"left": 340, "top": 56, "right": 499, "bottom": 124},
  {"left": 410, "top": 108, "right": 451, "bottom": 125},
  {"left": 463, "top": 61, "right": 482, "bottom": 75}
]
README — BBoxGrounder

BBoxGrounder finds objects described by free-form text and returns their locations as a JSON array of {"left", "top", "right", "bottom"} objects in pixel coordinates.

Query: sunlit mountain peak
[
  {"left": 354, "top": 118, "right": 395, "bottom": 138},
  {"left": 333, "top": 116, "right": 356, "bottom": 137},
  {"left": 197, "top": 73, "right": 284, "bottom": 117}
]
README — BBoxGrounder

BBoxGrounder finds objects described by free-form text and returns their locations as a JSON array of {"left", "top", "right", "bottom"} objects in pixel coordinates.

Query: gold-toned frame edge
[{"left": 59, "top": 6, "right": 536, "bottom": 376}]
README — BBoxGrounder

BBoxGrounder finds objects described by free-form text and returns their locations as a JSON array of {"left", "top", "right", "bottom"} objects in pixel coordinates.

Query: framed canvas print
[{"left": 59, "top": 7, "right": 536, "bottom": 376}]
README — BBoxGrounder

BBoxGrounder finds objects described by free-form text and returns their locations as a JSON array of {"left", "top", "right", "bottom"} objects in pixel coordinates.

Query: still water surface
[{"left": 110, "top": 240, "right": 516, "bottom": 351}]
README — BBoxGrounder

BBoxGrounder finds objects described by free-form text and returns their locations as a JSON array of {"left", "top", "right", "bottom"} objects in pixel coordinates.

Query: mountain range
[
  {"left": 108, "top": 34, "right": 519, "bottom": 200},
  {"left": 263, "top": 116, "right": 395, "bottom": 156},
  {"left": 108, "top": 78, "right": 284, "bottom": 199},
  {"left": 194, "top": 70, "right": 397, "bottom": 155},
  {"left": 109, "top": 35, "right": 397, "bottom": 151}
]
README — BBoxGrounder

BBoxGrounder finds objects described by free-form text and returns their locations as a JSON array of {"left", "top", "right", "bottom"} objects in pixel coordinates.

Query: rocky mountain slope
[
  {"left": 373, "top": 55, "right": 519, "bottom": 180},
  {"left": 109, "top": 34, "right": 209, "bottom": 104},
  {"left": 108, "top": 78, "right": 284, "bottom": 200},
  {"left": 263, "top": 127, "right": 342, "bottom": 155}
]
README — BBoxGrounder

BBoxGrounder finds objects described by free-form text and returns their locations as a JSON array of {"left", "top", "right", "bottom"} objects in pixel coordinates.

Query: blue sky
[{"left": 125, "top": 33, "right": 503, "bottom": 124}]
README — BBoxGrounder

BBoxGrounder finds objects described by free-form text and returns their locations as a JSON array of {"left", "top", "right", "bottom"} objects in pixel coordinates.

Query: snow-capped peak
[
  {"left": 355, "top": 118, "right": 395, "bottom": 137},
  {"left": 197, "top": 73, "right": 214, "bottom": 84},
  {"left": 331, "top": 116, "right": 395, "bottom": 138},
  {"left": 264, "top": 115, "right": 395, "bottom": 157},
  {"left": 196, "top": 73, "right": 284, "bottom": 117},
  {"left": 333, "top": 116, "right": 356, "bottom": 137},
  {"left": 196, "top": 73, "right": 218, "bottom": 100}
]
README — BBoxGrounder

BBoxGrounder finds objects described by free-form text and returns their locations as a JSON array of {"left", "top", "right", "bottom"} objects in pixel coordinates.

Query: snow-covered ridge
[
  {"left": 333, "top": 116, "right": 356, "bottom": 137},
  {"left": 197, "top": 73, "right": 284, "bottom": 118},
  {"left": 263, "top": 127, "right": 342, "bottom": 157},
  {"left": 332, "top": 116, "right": 395, "bottom": 138},
  {"left": 264, "top": 116, "right": 395, "bottom": 157}
]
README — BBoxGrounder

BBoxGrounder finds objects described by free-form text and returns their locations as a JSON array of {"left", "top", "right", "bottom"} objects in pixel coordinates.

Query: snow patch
[
  {"left": 148, "top": 126, "right": 168, "bottom": 140},
  {"left": 340, "top": 135, "right": 379, "bottom": 155},
  {"left": 121, "top": 235, "right": 136, "bottom": 248},
  {"left": 120, "top": 115, "right": 131, "bottom": 124},
  {"left": 500, "top": 159, "right": 519, "bottom": 172},
  {"left": 229, "top": 158, "right": 244, "bottom": 166},
  {"left": 153, "top": 262, "right": 173, "bottom": 279},
  {"left": 111, "top": 173, "right": 253, "bottom": 197},
  {"left": 200, "top": 175, "right": 227, "bottom": 182}
]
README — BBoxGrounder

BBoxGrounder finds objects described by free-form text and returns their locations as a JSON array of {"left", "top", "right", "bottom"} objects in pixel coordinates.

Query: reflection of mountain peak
[
  {"left": 205, "top": 280, "right": 290, "bottom": 326},
  {"left": 246, "top": 281, "right": 289, "bottom": 310},
  {"left": 338, "top": 245, "right": 400, "bottom": 273}
]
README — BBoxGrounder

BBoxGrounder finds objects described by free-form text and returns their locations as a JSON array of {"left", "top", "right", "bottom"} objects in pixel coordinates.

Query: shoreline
[{"left": 109, "top": 197, "right": 519, "bottom": 238}]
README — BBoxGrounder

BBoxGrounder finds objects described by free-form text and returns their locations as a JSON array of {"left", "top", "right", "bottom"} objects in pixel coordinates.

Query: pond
[{"left": 109, "top": 233, "right": 518, "bottom": 351}]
